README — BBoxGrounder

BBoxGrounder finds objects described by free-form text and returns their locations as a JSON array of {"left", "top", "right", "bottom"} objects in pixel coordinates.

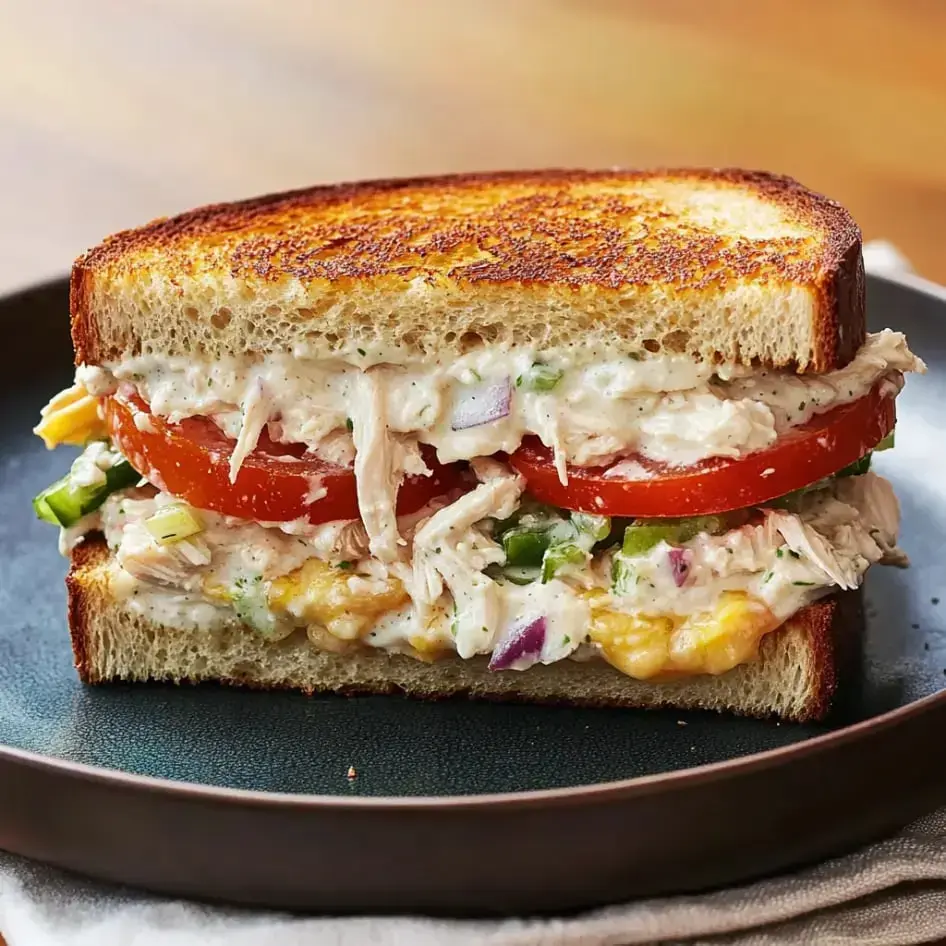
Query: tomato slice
[
  {"left": 104, "top": 393, "right": 467, "bottom": 525},
  {"left": 508, "top": 380, "right": 896, "bottom": 517}
]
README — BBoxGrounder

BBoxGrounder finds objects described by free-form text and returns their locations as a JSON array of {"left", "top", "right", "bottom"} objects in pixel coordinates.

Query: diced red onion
[
  {"left": 451, "top": 378, "right": 512, "bottom": 431},
  {"left": 488, "top": 616, "right": 547, "bottom": 671},
  {"left": 668, "top": 547, "right": 692, "bottom": 587}
]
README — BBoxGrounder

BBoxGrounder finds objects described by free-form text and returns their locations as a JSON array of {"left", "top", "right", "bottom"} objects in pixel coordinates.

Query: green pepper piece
[
  {"left": 676, "top": 515, "right": 730, "bottom": 540},
  {"left": 541, "top": 542, "right": 586, "bottom": 582},
  {"left": 622, "top": 523, "right": 681, "bottom": 556},
  {"left": 502, "top": 528, "right": 551, "bottom": 566},
  {"left": 502, "top": 565, "right": 541, "bottom": 586},
  {"left": 622, "top": 515, "right": 731, "bottom": 555}
]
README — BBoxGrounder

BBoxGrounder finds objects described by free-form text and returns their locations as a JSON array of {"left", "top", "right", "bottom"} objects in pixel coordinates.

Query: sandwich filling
[{"left": 35, "top": 330, "right": 923, "bottom": 681}]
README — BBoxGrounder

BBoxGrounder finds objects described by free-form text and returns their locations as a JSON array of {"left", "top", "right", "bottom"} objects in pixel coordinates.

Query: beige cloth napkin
[
  {"left": 3, "top": 809, "right": 946, "bottom": 945},
  {"left": 2, "top": 241, "right": 939, "bottom": 945}
]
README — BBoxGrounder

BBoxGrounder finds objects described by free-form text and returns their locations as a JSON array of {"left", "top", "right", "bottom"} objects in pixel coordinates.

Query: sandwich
[{"left": 33, "top": 169, "right": 924, "bottom": 721}]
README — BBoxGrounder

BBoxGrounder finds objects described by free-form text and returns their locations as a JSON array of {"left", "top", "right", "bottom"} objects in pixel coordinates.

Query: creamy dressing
[
  {"left": 605, "top": 471, "right": 901, "bottom": 623},
  {"left": 102, "top": 490, "right": 354, "bottom": 590},
  {"left": 406, "top": 458, "right": 524, "bottom": 658},
  {"left": 85, "top": 469, "right": 902, "bottom": 673},
  {"left": 75, "top": 332, "right": 923, "bottom": 565},
  {"left": 80, "top": 331, "right": 921, "bottom": 473},
  {"left": 69, "top": 441, "right": 118, "bottom": 488},
  {"left": 63, "top": 330, "right": 918, "bottom": 679},
  {"left": 110, "top": 565, "right": 233, "bottom": 631}
]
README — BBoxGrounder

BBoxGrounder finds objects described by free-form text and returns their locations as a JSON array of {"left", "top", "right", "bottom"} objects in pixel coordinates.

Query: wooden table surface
[{"left": 1, "top": 0, "right": 945, "bottom": 294}]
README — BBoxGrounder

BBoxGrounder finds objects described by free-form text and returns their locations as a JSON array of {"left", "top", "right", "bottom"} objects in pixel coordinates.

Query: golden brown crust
[
  {"left": 787, "top": 594, "right": 838, "bottom": 720},
  {"left": 66, "top": 536, "right": 99, "bottom": 683},
  {"left": 69, "top": 265, "right": 99, "bottom": 377},
  {"left": 71, "top": 168, "right": 862, "bottom": 371},
  {"left": 816, "top": 237, "right": 867, "bottom": 375},
  {"left": 66, "top": 535, "right": 850, "bottom": 721}
]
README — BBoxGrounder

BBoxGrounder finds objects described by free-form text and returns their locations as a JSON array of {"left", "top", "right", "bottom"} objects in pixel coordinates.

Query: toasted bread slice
[
  {"left": 67, "top": 537, "right": 857, "bottom": 722},
  {"left": 71, "top": 169, "right": 863, "bottom": 373}
]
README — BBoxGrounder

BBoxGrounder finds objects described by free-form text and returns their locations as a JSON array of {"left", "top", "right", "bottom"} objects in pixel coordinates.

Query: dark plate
[{"left": 0, "top": 274, "right": 945, "bottom": 915}]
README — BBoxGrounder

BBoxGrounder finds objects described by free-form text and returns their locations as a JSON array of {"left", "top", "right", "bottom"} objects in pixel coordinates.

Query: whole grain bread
[
  {"left": 71, "top": 169, "right": 864, "bottom": 373},
  {"left": 67, "top": 537, "right": 857, "bottom": 722}
]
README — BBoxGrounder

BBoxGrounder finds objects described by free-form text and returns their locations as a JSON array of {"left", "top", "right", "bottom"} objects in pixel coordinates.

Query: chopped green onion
[
  {"left": 571, "top": 512, "right": 611, "bottom": 542},
  {"left": 518, "top": 363, "right": 564, "bottom": 392},
  {"left": 144, "top": 504, "right": 203, "bottom": 545},
  {"left": 232, "top": 577, "right": 281, "bottom": 637},
  {"left": 611, "top": 554, "right": 637, "bottom": 595}
]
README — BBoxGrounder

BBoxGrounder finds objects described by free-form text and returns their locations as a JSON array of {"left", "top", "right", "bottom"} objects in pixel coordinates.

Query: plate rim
[
  {"left": 1, "top": 685, "right": 945, "bottom": 810},
  {"left": 2, "top": 272, "right": 944, "bottom": 810}
]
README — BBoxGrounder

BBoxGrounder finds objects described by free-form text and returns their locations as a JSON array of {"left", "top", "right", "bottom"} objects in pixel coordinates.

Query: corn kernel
[
  {"left": 669, "top": 592, "right": 777, "bottom": 675},
  {"left": 408, "top": 634, "right": 445, "bottom": 663},
  {"left": 268, "top": 559, "right": 408, "bottom": 641},
  {"left": 587, "top": 608, "right": 675, "bottom": 680}
]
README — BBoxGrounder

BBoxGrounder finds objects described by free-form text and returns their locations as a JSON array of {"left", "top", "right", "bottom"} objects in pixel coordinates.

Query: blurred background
[{"left": 1, "top": 0, "right": 945, "bottom": 292}]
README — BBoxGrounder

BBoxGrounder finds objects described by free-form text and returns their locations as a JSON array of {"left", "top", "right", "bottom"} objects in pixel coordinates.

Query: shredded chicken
[
  {"left": 409, "top": 459, "right": 524, "bottom": 658},
  {"left": 228, "top": 377, "right": 269, "bottom": 483},
  {"left": 769, "top": 511, "right": 860, "bottom": 590},
  {"left": 306, "top": 519, "right": 371, "bottom": 563},
  {"left": 310, "top": 429, "right": 356, "bottom": 467},
  {"left": 836, "top": 470, "right": 906, "bottom": 564},
  {"left": 523, "top": 393, "right": 569, "bottom": 486},
  {"left": 765, "top": 473, "right": 903, "bottom": 590},
  {"left": 115, "top": 519, "right": 212, "bottom": 589},
  {"left": 349, "top": 370, "right": 419, "bottom": 563},
  {"left": 688, "top": 517, "right": 783, "bottom": 578}
]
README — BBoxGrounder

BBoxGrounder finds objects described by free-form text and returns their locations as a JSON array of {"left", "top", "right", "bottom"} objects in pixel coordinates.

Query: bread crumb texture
[
  {"left": 71, "top": 169, "right": 862, "bottom": 371},
  {"left": 68, "top": 537, "right": 844, "bottom": 721}
]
